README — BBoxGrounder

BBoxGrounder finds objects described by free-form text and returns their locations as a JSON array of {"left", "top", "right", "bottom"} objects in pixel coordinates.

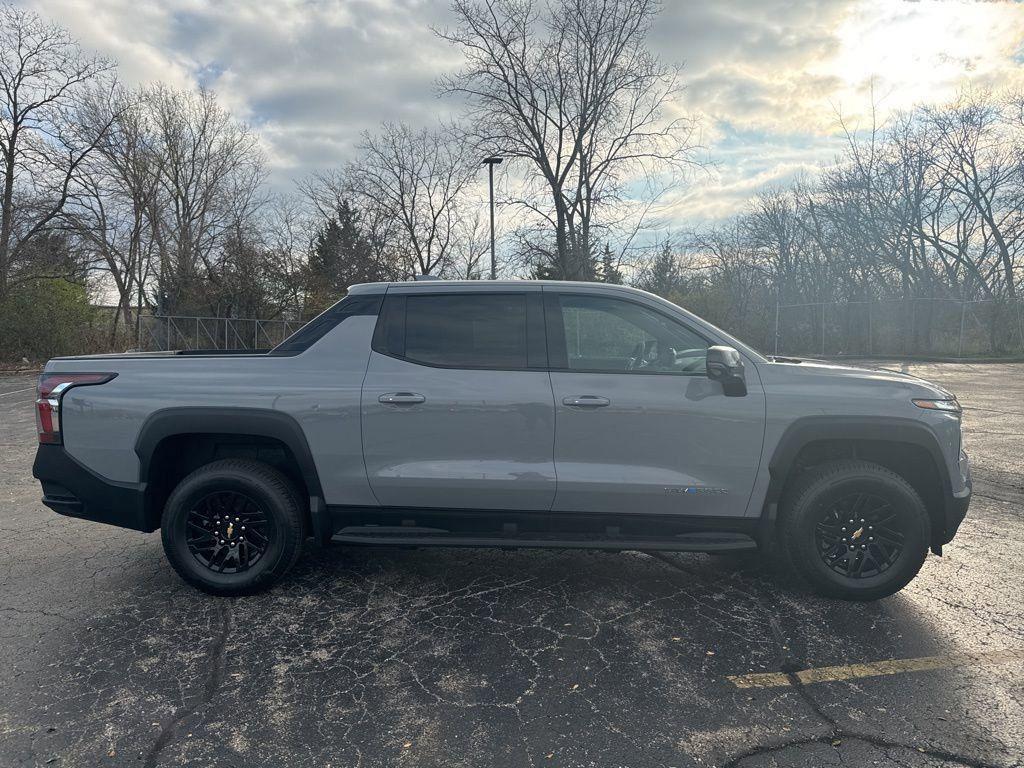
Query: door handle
[
  {"left": 379, "top": 392, "right": 426, "bottom": 405},
  {"left": 562, "top": 395, "right": 610, "bottom": 408}
]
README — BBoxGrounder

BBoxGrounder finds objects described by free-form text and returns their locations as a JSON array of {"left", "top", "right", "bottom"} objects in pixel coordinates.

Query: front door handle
[
  {"left": 379, "top": 392, "right": 426, "bottom": 405},
  {"left": 562, "top": 395, "right": 610, "bottom": 408}
]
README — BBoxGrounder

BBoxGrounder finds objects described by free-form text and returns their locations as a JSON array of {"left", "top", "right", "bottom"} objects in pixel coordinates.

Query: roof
[{"left": 347, "top": 279, "right": 649, "bottom": 295}]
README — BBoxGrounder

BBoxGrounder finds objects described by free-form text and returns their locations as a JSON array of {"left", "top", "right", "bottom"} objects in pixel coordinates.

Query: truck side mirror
[{"left": 706, "top": 346, "right": 747, "bottom": 397}]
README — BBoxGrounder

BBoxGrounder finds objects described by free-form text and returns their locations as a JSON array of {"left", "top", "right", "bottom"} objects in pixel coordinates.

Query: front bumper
[
  {"left": 939, "top": 450, "right": 971, "bottom": 547},
  {"left": 32, "top": 444, "right": 155, "bottom": 532}
]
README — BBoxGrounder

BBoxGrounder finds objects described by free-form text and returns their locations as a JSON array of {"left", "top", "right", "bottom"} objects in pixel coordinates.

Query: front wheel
[
  {"left": 780, "top": 460, "right": 931, "bottom": 601},
  {"left": 161, "top": 459, "right": 306, "bottom": 595}
]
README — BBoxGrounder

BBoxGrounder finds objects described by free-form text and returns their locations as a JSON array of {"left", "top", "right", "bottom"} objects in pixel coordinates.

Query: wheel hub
[
  {"left": 814, "top": 493, "right": 907, "bottom": 579},
  {"left": 185, "top": 491, "right": 270, "bottom": 574}
]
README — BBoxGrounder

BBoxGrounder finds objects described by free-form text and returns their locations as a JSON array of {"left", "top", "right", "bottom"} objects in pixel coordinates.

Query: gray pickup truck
[{"left": 32, "top": 280, "right": 971, "bottom": 600}]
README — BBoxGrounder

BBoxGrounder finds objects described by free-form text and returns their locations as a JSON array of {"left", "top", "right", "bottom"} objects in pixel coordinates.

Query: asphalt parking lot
[{"left": 1, "top": 362, "right": 1022, "bottom": 768}]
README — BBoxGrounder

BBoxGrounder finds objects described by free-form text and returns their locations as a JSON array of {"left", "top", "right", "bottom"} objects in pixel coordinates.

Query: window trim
[
  {"left": 271, "top": 294, "right": 382, "bottom": 355},
  {"left": 371, "top": 291, "right": 548, "bottom": 372},
  {"left": 543, "top": 291, "right": 712, "bottom": 377}
]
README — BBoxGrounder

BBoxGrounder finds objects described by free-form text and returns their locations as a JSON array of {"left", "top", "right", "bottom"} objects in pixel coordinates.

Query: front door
[
  {"left": 361, "top": 288, "right": 556, "bottom": 511},
  {"left": 545, "top": 289, "right": 765, "bottom": 518}
]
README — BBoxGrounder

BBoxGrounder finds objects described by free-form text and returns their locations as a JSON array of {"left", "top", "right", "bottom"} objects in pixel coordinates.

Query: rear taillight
[{"left": 36, "top": 373, "right": 116, "bottom": 444}]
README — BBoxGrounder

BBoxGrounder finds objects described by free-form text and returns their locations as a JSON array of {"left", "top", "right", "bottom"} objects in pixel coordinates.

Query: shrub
[{"left": 0, "top": 279, "right": 99, "bottom": 365}]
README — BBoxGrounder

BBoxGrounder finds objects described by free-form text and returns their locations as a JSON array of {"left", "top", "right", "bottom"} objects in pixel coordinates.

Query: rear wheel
[
  {"left": 780, "top": 460, "right": 930, "bottom": 601},
  {"left": 161, "top": 459, "right": 305, "bottom": 595}
]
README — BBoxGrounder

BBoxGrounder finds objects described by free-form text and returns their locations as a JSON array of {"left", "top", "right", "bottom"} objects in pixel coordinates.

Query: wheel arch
[
  {"left": 763, "top": 417, "right": 952, "bottom": 550},
  {"left": 135, "top": 408, "right": 325, "bottom": 537}
]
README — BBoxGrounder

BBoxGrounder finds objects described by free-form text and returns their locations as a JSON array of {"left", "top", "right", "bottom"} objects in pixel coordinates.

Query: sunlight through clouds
[{"left": 827, "top": 0, "right": 1024, "bottom": 122}]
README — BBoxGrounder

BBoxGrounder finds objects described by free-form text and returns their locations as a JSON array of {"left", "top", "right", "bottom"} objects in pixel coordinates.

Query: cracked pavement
[{"left": 0, "top": 363, "right": 1022, "bottom": 767}]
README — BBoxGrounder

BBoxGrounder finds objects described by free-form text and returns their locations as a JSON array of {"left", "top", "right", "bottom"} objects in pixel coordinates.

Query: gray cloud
[{"left": 24, "top": 0, "right": 1024, "bottom": 223}]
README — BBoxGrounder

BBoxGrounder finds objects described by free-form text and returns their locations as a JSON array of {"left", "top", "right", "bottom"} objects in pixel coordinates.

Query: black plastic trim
[
  {"left": 325, "top": 505, "right": 760, "bottom": 543},
  {"left": 943, "top": 490, "right": 971, "bottom": 545},
  {"left": 135, "top": 407, "right": 326, "bottom": 536},
  {"left": 333, "top": 530, "right": 757, "bottom": 552},
  {"left": 33, "top": 444, "right": 150, "bottom": 531}
]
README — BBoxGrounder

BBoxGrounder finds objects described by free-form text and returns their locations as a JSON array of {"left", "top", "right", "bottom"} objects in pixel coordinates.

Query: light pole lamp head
[{"left": 482, "top": 156, "right": 503, "bottom": 166}]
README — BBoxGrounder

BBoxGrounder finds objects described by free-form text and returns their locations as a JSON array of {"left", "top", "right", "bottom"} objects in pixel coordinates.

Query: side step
[{"left": 331, "top": 526, "right": 757, "bottom": 553}]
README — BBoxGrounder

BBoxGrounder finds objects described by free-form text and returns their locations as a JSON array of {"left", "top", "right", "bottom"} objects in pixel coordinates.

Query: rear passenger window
[{"left": 403, "top": 294, "right": 529, "bottom": 369}]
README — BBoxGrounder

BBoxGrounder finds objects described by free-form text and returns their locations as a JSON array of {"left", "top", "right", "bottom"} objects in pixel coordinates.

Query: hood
[{"left": 765, "top": 358, "right": 955, "bottom": 399}]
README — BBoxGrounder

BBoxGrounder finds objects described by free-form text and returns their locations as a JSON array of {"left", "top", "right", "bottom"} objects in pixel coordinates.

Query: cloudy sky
[{"left": 21, "top": 0, "right": 1024, "bottom": 230}]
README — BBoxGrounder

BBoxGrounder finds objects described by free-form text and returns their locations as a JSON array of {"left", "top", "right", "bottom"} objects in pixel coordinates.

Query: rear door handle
[
  {"left": 379, "top": 392, "right": 426, "bottom": 405},
  {"left": 562, "top": 395, "right": 610, "bottom": 408}
]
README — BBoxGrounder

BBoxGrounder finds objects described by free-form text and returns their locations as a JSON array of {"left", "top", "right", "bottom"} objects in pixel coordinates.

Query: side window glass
[
  {"left": 404, "top": 294, "right": 529, "bottom": 369},
  {"left": 558, "top": 295, "right": 707, "bottom": 374}
]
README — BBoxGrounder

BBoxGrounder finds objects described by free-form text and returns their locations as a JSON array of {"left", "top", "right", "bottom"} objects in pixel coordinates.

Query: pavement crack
[
  {"left": 647, "top": 552, "right": 1008, "bottom": 768},
  {"left": 142, "top": 601, "right": 232, "bottom": 768}
]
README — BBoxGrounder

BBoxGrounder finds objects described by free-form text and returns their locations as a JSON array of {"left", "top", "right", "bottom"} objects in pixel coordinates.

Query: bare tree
[
  {"left": 71, "top": 87, "right": 160, "bottom": 339},
  {"left": 144, "top": 84, "right": 264, "bottom": 314},
  {"left": 923, "top": 94, "right": 1022, "bottom": 298},
  {"left": 439, "top": 0, "right": 696, "bottom": 279},
  {"left": 451, "top": 207, "right": 490, "bottom": 279},
  {"left": 0, "top": 5, "right": 115, "bottom": 299},
  {"left": 347, "top": 121, "right": 480, "bottom": 276}
]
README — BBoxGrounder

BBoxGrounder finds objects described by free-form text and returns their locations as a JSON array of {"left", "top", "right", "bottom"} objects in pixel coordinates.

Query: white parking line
[{"left": 0, "top": 387, "right": 34, "bottom": 398}]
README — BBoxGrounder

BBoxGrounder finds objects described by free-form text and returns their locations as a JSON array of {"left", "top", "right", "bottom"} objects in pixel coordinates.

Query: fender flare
[
  {"left": 761, "top": 415, "right": 954, "bottom": 542},
  {"left": 135, "top": 407, "right": 326, "bottom": 536}
]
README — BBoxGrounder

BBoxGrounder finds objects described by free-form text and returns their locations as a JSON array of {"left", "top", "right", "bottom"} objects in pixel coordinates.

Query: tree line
[
  {"left": 1, "top": 0, "right": 685, "bottom": 363},
  {"left": 635, "top": 92, "right": 1024, "bottom": 354},
  {"left": 2, "top": 1, "right": 1022, "bottom": 362}
]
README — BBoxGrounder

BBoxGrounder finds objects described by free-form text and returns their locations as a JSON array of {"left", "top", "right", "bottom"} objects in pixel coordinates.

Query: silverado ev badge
[{"left": 665, "top": 486, "right": 729, "bottom": 495}]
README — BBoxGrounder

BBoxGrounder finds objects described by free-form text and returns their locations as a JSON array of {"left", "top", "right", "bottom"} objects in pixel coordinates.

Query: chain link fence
[
  {"left": 773, "top": 298, "right": 1024, "bottom": 358},
  {"left": 136, "top": 315, "right": 305, "bottom": 352},
  {"left": 133, "top": 299, "right": 1024, "bottom": 359}
]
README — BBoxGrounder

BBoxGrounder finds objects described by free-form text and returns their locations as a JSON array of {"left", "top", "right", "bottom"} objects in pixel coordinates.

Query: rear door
[
  {"left": 360, "top": 286, "right": 556, "bottom": 510},
  {"left": 545, "top": 288, "right": 765, "bottom": 518}
]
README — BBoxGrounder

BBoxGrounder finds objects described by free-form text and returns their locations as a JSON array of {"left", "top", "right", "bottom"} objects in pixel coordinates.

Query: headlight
[{"left": 912, "top": 398, "right": 961, "bottom": 414}]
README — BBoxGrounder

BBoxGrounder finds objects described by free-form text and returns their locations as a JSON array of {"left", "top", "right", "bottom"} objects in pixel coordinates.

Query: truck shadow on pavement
[{"left": 6, "top": 542, "right": 1016, "bottom": 768}]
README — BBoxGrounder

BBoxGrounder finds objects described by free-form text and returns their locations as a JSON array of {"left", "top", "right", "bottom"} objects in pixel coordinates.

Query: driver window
[{"left": 558, "top": 294, "right": 708, "bottom": 374}]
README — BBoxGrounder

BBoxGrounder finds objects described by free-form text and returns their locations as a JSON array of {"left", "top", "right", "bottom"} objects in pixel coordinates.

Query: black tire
[
  {"left": 161, "top": 459, "right": 305, "bottom": 596},
  {"left": 779, "top": 460, "right": 930, "bottom": 601}
]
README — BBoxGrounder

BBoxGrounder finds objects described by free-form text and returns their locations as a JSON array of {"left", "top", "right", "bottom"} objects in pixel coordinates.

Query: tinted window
[
  {"left": 403, "top": 294, "right": 529, "bottom": 369},
  {"left": 557, "top": 295, "right": 707, "bottom": 374}
]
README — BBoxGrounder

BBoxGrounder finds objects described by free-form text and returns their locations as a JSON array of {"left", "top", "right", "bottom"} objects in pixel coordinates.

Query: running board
[{"left": 331, "top": 527, "right": 757, "bottom": 553}]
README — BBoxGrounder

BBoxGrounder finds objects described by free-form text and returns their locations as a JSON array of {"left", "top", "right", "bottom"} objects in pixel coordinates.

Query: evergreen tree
[
  {"left": 636, "top": 241, "right": 682, "bottom": 296},
  {"left": 305, "top": 201, "right": 391, "bottom": 316},
  {"left": 598, "top": 243, "right": 623, "bottom": 284},
  {"left": 530, "top": 261, "right": 563, "bottom": 280}
]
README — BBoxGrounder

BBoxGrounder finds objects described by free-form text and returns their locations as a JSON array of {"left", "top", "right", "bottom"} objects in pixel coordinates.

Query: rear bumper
[{"left": 32, "top": 444, "right": 155, "bottom": 532}]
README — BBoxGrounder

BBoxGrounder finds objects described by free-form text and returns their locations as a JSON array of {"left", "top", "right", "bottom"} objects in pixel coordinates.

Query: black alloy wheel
[
  {"left": 185, "top": 490, "right": 271, "bottom": 574},
  {"left": 161, "top": 459, "right": 306, "bottom": 595},
  {"left": 814, "top": 492, "right": 908, "bottom": 579},
  {"left": 781, "top": 460, "right": 930, "bottom": 601}
]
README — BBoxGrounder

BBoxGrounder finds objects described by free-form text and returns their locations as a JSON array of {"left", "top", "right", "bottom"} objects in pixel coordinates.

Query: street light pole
[{"left": 482, "top": 156, "right": 503, "bottom": 279}]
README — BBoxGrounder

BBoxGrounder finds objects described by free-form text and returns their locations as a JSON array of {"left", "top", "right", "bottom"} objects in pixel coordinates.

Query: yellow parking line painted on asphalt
[{"left": 728, "top": 648, "right": 1024, "bottom": 689}]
